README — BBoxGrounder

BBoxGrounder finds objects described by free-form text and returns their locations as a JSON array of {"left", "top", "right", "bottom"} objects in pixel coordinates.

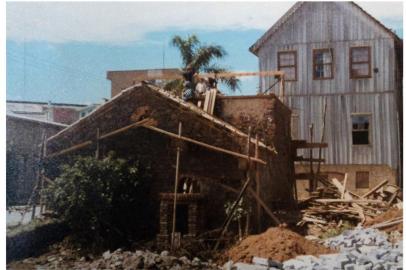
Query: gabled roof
[
  {"left": 249, "top": 1, "right": 402, "bottom": 55},
  {"left": 46, "top": 82, "right": 270, "bottom": 152}
]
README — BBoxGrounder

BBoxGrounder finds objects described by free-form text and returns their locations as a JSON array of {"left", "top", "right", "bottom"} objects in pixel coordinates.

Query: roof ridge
[{"left": 249, "top": 1, "right": 402, "bottom": 55}]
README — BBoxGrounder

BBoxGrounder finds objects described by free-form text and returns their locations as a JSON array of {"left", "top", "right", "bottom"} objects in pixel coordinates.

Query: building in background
[
  {"left": 6, "top": 114, "right": 67, "bottom": 206},
  {"left": 107, "top": 68, "right": 181, "bottom": 97},
  {"left": 7, "top": 100, "right": 100, "bottom": 125},
  {"left": 250, "top": 1, "right": 403, "bottom": 197}
]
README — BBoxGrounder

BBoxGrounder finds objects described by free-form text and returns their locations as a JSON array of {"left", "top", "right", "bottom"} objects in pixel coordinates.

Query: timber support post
[
  {"left": 171, "top": 122, "right": 182, "bottom": 250},
  {"left": 95, "top": 128, "right": 100, "bottom": 159},
  {"left": 309, "top": 124, "right": 315, "bottom": 192},
  {"left": 254, "top": 134, "right": 262, "bottom": 232}
]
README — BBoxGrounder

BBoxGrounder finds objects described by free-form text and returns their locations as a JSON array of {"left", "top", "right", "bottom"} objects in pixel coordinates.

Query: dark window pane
[
  {"left": 352, "top": 115, "right": 370, "bottom": 145},
  {"left": 352, "top": 116, "right": 369, "bottom": 129},
  {"left": 314, "top": 64, "right": 324, "bottom": 78},
  {"left": 353, "top": 131, "right": 369, "bottom": 144}
]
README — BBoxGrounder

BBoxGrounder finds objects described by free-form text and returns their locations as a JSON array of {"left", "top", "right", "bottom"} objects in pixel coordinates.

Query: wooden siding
[{"left": 256, "top": 2, "right": 401, "bottom": 170}]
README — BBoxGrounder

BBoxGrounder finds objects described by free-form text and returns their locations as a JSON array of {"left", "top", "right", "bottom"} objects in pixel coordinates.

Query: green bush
[{"left": 46, "top": 153, "right": 151, "bottom": 250}]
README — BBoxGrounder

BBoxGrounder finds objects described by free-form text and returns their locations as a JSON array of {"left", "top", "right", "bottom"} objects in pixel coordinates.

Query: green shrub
[
  {"left": 320, "top": 221, "right": 354, "bottom": 239},
  {"left": 45, "top": 153, "right": 151, "bottom": 250}
]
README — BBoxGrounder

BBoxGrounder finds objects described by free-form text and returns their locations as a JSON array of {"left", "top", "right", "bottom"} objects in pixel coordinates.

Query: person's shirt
[{"left": 195, "top": 82, "right": 207, "bottom": 95}]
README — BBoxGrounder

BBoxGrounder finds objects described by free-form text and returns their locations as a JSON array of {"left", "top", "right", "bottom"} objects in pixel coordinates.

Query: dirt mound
[
  {"left": 225, "top": 227, "right": 334, "bottom": 263},
  {"left": 365, "top": 208, "right": 403, "bottom": 232}
]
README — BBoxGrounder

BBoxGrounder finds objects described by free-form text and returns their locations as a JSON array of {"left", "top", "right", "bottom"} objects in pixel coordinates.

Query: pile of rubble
[
  {"left": 79, "top": 249, "right": 220, "bottom": 270},
  {"left": 224, "top": 226, "right": 333, "bottom": 263},
  {"left": 8, "top": 248, "right": 221, "bottom": 270},
  {"left": 224, "top": 226, "right": 402, "bottom": 270},
  {"left": 297, "top": 178, "right": 402, "bottom": 233},
  {"left": 364, "top": 207, "right": 403, "bottom": 232}
]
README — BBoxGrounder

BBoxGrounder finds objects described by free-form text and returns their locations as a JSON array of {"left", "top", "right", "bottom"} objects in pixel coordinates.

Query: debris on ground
[
  {"left": 224, "top": 227, "right": 333, "bottom": 263},
  {"left": 223, "top": 226, "right": 403, "bottom": 270},
  {"left": 297, "top": 177, "right": 403, "bottom": 236},
  {"left": 364, "top": 207, "right": 403, "bottom": 232},
  {"left": 7, "top": 246, "right": 221, "bottom": 270}
]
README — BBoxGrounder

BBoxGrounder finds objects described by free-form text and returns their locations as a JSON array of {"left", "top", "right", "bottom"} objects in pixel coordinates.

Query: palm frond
[
  {"left": 192, "top": 45, "right": 227, "bottom": 71},
  {"left": 203, "top": 65, "right": 240, "bottom": 92},
  {"left": 218, "top": 76, "right": 240, "bottom": 92},
  {"left": 171, "top": 35, "right": 199, "bottom": 67}
]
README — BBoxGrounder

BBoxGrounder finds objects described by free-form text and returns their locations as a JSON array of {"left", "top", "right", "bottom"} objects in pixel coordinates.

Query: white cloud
[{"left": 6, "top": 1, "right": 402, "bottom": 44}]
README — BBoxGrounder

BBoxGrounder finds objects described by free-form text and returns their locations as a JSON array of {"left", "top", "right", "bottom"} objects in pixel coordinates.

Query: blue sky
[{"left": 6, "top": 2, "right": 403, "bottom": 104}]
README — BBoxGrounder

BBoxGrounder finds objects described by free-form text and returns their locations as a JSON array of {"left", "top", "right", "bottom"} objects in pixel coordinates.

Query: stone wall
[
  {"left": 215, "top": 95, "right": 295, "bottom": 209},
  {"left": 7, "top": 116, "right": 66, "bottom": 206},
  {"left": 45, "top": 86, "right": 295, "bottom": 238}
]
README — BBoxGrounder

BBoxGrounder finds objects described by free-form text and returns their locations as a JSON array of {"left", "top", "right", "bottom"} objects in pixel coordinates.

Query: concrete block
[
  {"left": 371, "top": 263, "right": 384, "bottom": 270},
  {"left": 344, "top": 263, "right": 356, "bottom": 270},
  {"left": 252, "top": 256, "right": 282, "bottom": 269},
  {"left": 283, "top": 258, "right": 309, "bottom": 269},
  {"left": 233, "top": 262, "right": 269, "bottom": 270},
  {"left": 222, "top": 260, "right": 233, "bottom": 270}
]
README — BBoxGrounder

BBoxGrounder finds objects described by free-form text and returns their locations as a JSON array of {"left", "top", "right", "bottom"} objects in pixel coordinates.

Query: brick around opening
[{"left": 157, "top": 193, "right": 206, "bottom": 250}]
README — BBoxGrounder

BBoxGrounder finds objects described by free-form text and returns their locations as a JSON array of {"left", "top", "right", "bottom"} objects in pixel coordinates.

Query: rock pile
[
  {"left": 8, "top": 248, "right": 221, "bottom": 270},
  {"left": 284, "top": 227, "right": 402, "bottom": 269},
  {"left": 223, "top": 227, "right": 403, "bottom": 270},
  {"left": 75, "top": 249, "right": 220, "bottom": 270}
]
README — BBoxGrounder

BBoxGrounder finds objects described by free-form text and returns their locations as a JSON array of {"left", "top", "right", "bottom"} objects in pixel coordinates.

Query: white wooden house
[{"left": 250, "top": 2, "right": 403, "bottom": 195}]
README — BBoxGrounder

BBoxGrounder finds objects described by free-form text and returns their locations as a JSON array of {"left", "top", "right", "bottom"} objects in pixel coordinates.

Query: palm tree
[{"left": 165, "top": 34, "right": 240, "bottom": 96}]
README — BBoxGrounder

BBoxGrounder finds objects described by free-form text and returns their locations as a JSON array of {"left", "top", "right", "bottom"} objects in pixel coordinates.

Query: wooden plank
[
  {"left": 254, "top": 134, "right": 262, "bottom": 232},
  {"left": 294, "top": 156, "right": 325, "bottom": 162},
  {"left": 99, "top": 118, "right": 152, "bottom": 140},
  {"left": 293, "top": 142, "right": 328, "bottom": 149},
  {"left": 315, "top": 199, "right": 386, "bottom": 204},
  {"left": 171, "top": 122, "right": 182, "bottom": 250},
  {"left": 46, "top": 140, "right": 93, "bottom": 158},
  {"left": 141, "top": 124, "right": 266, "bottom": 165},
  {"left": 371, "top": 218, "right": 403, "bottom": 229},
  {"left": 247, "top": 187, "right": 281, "bottom": 225},
  {"left": 213, "top": 128, "right": 254, "bottom": 251},
  {"left": 309, "top": 124, "right": 315, "bottom": 191},
  {"left": 95, "top": 128, "right": 100, "bottom": 159},
  {"left": 361, "top": 179, "right": 389, "bottom": 198},
  {"left": 46, "top": 118, "right": 153, "bottom": 159},
  {"left": 342, "top": 174, "right": 348, "bottom": 199},
  {"left": 295, "top": 173, "right": 328, "bottom": 179}
]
